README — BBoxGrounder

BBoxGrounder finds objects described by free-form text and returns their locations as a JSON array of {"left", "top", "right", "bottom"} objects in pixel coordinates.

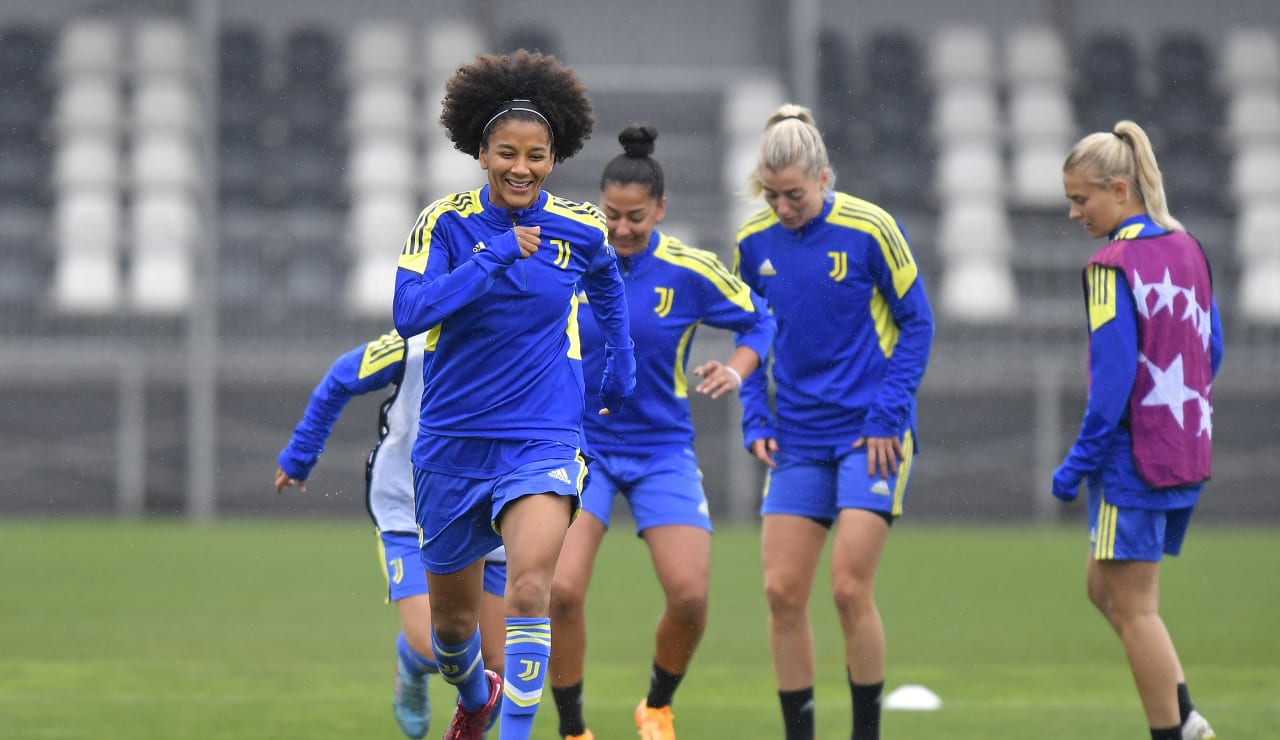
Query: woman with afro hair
[{"left": 392, "top": 50, "right": 635, "bottom": 740}]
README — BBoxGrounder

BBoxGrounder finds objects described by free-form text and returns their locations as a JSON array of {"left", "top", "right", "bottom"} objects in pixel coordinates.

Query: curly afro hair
[{"left": 440, "top": 49, "right": 593, "bottom": 163}]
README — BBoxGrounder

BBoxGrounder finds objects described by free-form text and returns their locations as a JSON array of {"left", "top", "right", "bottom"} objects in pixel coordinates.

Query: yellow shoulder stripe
[
  {"left": 1087, "top": 264, "right": 1118, "bottom": 332},
  {"left": 358, "top": 330, "right": 407, "bottom": 379},
  {"left": 735, "top": 207, "right": 779, "bottom": 243},
  {"left": 398, "top": 189, "right": 484, "bottom": 275},
  {"left": 826, "top": 193, "right": 918, "bottom": 299},
  {"left": 546, "top": 195, "right": 608, "bottom": 240},
  {"left": 654, "top": 234, "right": 755, "bottom": 312}
]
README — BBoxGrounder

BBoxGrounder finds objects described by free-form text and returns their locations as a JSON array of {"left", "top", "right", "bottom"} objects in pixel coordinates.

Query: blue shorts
[
  {"left": 413, "top": 439, "right": 586, "bottom": 574},
  {"left": 379, "top": 532, "right": 507, "bottom": 599},
  {"left": 581, "top": 447, "right": 712, "bottom": 534},
  {"left": 1088, "top": 489, "right": 1194, "bottom": 561},
  {"left": 760, "top": 431, "right": 915, "bottom": 522}
]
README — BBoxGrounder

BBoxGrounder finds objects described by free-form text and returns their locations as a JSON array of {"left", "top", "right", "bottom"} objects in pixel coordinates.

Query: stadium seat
[
  {"left": 932, "top": 85, "right": 1000, "bottom": 144},
  {"left": 345, "top": 254, "right": 398, "bottom": 317},
  {"left": 1230, "top": 144, "right": 1280, "bottom": 206},
  {"left": 346, "top": 21, "right": 412, "bottom": 83},
  {"left": 54, "top": 18, "right": 122, "bottom": 77},
  {"left": 130, "top": 191, "right": 200, "bottom": 249},
  {"left": 1239, "top": 261, "right": 1280, "bottom": 323},
  {"left": 0, "top": 139, "right": 50, "bottom": 206},
  {"left": 722, "top": 76, "right": 786, "bottom": 136},
  {"left": 1220, "top": 28, "right": 1280, "bottom": 93},
  {"left": 422, "top": 145, "right": 478, "bottom": 198},
  {"left": 132, "top": 18, "right": 193, "bottom": 78},
  {"left": 937, "top": 198, "right": 1013, "bottom": 260},
  {"left": 350, "top": 138, "right": 415, "bottom": 195},
  {"left": 285, "top": 26, "right": 340, "bottom": 88},
  {"left": 347, "top": 80, "right": 414, "bottom": 139},
  {"left": 936, "top": 141, "right": 1003, "bottom": 203},
  {"left": 53, "top": 76, "right": 121, "bottom": 134},
  {"left": 53, "top": 189, "right": 121, "bottom": 312},
  {"left": 1007, "top": 85, "right": 1075, "bottom": 147},
  {"left": 930, "top": 26, "right": 995, "bottom": 87},
  {"left": 133, "top": 77, "right": 202, "bottom": 135},
  {"left": 1011, "top": 143, "right": 1067, "bottom": 211},
  {"left": 866, "top": 29, "right": 926, "bottom": 96},
  {"left": 218, "top": 25, "right": 264, "bottom": 84},
  {"left": 1235, "top": 203, "right": 1280, "bottom": 260},
  {"left": 1074, "top": 33, "right": 1143, "bottom": 135},
  {"left": 348, "top": 192, "right": 416, "bottom": 256},
  {"left": 53, "top": 251, "right": 120, "bottom": 312},
  {"left": 0, "top": 24, "right": 52, "bottom": 80},
  {"left": 129, "top": 134, "right": 200, "bottom": 192},
  {"left": 1225, "top": 89, "right": 1280, "bottom": 146},
  {"left": 1004, "top": 26, "right": 1069, "bottom": 87},
  {"left": 53, "top": 133, "right": 119, "bottom": 190},
  {"left": 939, "top": 261, "right": 1018, "bottom": 323},
  {"left": 423, "top": 19, "right": 486, "bottom": 85},
  {"left": 129, "top": 251, "right": 191, "bottom": 314}
]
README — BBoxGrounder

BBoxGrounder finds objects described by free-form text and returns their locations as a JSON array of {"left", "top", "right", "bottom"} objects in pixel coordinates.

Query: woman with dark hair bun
[
  {"left": 392, "top": 50, "right": 635, "bottom": 740},
  {"left": 548, "top": 124, "right": 775, "bottom": 740}
]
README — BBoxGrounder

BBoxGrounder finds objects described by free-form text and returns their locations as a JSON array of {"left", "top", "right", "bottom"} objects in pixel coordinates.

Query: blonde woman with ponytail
[
  {"left": 1057, "top": 120, "right": 1223, "bottom": 740},
  {"left": 734, "top": 104, "right": 935, "bottom": 740}
]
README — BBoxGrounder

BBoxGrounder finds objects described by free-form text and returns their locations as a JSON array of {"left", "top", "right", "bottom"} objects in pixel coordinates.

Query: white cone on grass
[{"left": 883, "top": 684, "right": 942, "bottom": 711}]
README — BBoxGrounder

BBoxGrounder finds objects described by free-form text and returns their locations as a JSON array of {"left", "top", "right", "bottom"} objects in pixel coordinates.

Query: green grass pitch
[{"left": 0, "top": 520, "right": 1275, "bottom": 739}]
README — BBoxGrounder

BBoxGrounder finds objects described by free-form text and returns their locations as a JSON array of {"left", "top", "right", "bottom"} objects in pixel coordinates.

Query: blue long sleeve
[
  {"left": 278, "top": 337, "right": 406, "bottom": 480},
  {"left": 393, "top": 227, "right": 522, "bottom": 338},
  {"left": 863, "top": 279, "right": 934, "bottom": 439},
  {"left": 1209, "top": 298, "right": 1224, "bottom": 377},
  {"left": 1055, "top": 270, "right": 1138, "bottom": 493},
  {"left": 579, "top": 243, "right": 631, "bottom": 352}
]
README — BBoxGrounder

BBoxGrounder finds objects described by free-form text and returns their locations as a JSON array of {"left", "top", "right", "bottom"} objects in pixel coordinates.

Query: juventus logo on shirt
[{"left": 653, "top": 287, "right": 674, "bottom": 317}]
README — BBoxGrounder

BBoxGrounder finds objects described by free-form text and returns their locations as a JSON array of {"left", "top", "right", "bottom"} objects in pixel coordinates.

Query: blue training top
[
  {"left": 734, "top": 191, "right": 934, "bottom": 449},
  {"left": 393, "top": 186, "right": 632, "bottom": 472},
  {"left": 578, "top": 229, "right": 775, "bottom": 455}
]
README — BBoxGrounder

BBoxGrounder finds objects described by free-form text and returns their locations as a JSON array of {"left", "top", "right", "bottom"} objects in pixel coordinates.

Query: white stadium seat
[
  {"left": 133, "top": 78, "right": 202, "bottom": 135},
  {"left": 348, "top": 21, "right": 412, "bottom": 82},
  {"left": 423, "top": 144, "right": 480, "bottom": 198},
  {"left": 1005, "top": 26, "right": 1069, "bottom": 87},
  {"left": 1225, "top": 89, "right": 1280, "bottom": 146},
  {"left": 346, "top": 252, "right": 401, "bottom": 317},
  {"left": 1008, "top": 86, "right": 1075, "bottom": 147},
  {"left": 54, "top": 134, "right": 120, "bottom": 190},
  {"left": 936, "top": 141, "right": 1003, "bottom": 203},
  {"left": 53, "top": 252, "right": 121, "bottom": 313},
  {"left": 350, "top": 138, "right": 416, "bottom": 195},
  {"left": 1239, "top": 261, "right": 1280, "bottom": 324},
  {"left": 1220, "top": 28, "right": 1280, "bottom": 93},
  {"left": 933, "top": 84, "right": 1001, "bottom": 144},
  {"left": 130, "top": 191, "right": 200, "bottom": 251},
  {"left": 54, "top": 77, "right": 122, "bottom": 134},
  {"left": 55, "top": 18, "right": 122, "bottom": 77},
  {"left": 348, "top": 193, "right": 418, "bottom": 256},
  {"left": 939, "top": 261, "right": 1018, "bottom": 323},
  {"left": 129, "top": 252, "right": 192, "bottom": 314},
  {"left": 1231, "top": 145, "right": 1280, "bottom": 206},
  {"left": 1235, "top": 203, "right": 1280, "bottom": 261},
  {"left": 133, "top": 18, "right": 193, "bottom": 78},
  {"left": 129, "top": 133, "right": 201, "bottom": 192},
  {"left": 1011, "top": 143, "right": 1068, "bottom": 210},
  {"left": 937, "top": 199, "right": 1014, "bottom": 260},
  {"left": 931, "top": 26, "right": 995, "bottom": 86},
  {"left": 347, "top": 80, "right": 415, "bottom": 139}
]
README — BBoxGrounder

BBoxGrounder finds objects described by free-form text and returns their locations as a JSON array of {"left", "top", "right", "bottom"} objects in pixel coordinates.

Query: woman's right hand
[
  {"left": 274, "top": 467, "right": 305, "bottom": 494},
  {"left": 514, "top": 225, "right": 540, "bottom": 259},
  {"left": 750, "top": 438, "right": 779, "bottom": 469}
]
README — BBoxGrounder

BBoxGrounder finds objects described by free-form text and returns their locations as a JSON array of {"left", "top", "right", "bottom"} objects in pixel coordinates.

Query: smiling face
[
  {"left": 600, "top": 182, "right": 666, "bottom": 257},
  {"left": 479, "top": 118, "right": 554, "bottom": 211},
  {"left": 1063, "top": 169, "right": 1136, "bottom": 239},
  {"left": 759, "top": 164, "right": 829, "bottom": 231}
]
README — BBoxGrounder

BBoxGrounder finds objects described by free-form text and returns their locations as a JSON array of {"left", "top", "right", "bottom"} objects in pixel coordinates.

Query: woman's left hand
[
  {"left": 693, "top": 361, "right": 741, "bottom": 399},
  {"left": 853, "top": 435, "right": 904, "bottom": 480}
]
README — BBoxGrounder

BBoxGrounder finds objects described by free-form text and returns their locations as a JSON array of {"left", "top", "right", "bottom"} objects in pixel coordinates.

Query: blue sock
[
  {"left": 499, "top": 617, "right": 551, "bottom": 740},
  {"left": 431, "top": 627, "right": 489, "bottom": 710},
  {"left": 396, "top": 631, "right": 437, "bottom": 676}
]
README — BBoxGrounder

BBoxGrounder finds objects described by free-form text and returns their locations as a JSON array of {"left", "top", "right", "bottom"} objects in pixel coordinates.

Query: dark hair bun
[{"left": 618, "top": 124, "right": 658, "bottom": 158}]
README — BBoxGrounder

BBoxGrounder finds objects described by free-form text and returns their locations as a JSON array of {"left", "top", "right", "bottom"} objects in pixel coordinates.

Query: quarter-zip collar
[{"left": 480, "top": 184, "right": 547, "bottom": 226}]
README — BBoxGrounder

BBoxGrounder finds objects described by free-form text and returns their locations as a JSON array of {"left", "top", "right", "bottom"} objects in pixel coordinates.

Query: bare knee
[
  {"left": 664, "top": 580, "right": 708, "bottom": 629},
  {"left": 550, "top": 575, "right": 587, "bottom": 624},
  {"left": 764, "top": 575, "right": 808, "bottom": 626},
  {"left": 831, "top": 574, "right": 875, "bottom": 620},
  {"left": 508, "top": 569, "right": 553, "bottom": 617}
]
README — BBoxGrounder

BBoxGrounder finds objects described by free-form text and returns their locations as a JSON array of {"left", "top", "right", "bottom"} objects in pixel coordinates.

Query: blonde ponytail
[
  {"left": 747, "top": 103, "right": 833, "bottom": 198},
  {"left": 1062, "top": 119, "right": 1184, "bottom": 232}
]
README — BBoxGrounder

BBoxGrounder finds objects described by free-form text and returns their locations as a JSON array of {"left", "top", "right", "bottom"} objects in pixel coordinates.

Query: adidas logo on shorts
[{"left": 547, "top": 468, "right": 571, "bottom": 485}]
